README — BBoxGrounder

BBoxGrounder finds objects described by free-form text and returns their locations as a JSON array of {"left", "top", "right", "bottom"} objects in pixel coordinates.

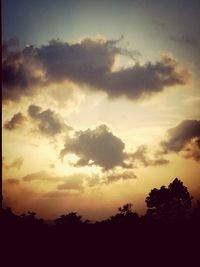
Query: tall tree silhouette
[{"left": 145, "top": 178, "right": 193, "bottom": 223}]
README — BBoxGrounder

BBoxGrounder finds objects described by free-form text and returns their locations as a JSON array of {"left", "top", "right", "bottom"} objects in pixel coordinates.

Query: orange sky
[{"left": 2, "top": 0, "right": 200, "bottom": 220}]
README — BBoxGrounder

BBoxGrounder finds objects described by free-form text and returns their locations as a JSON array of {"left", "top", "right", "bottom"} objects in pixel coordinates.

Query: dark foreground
[{"left": 1, "top": 178, "right": 200, "bottom": 266}]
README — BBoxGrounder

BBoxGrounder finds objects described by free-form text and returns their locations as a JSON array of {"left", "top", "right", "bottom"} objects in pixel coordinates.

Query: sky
[{"left": 2, "top": 0, "right": 200, "bottom": 221}]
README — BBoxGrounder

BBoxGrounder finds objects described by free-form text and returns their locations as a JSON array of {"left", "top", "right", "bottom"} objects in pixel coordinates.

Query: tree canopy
[{"left": 145, "top": 178, "right": 193, "bottom": 222}]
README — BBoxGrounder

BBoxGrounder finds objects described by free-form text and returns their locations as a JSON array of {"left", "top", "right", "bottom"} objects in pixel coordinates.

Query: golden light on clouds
[{"left": 2, "top": 0, "right": 200, "bottom": 220}]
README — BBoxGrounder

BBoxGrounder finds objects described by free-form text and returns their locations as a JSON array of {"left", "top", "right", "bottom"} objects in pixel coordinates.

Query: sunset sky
[{"left": 2, "top": 0, "right": 200, "bottom": 221}]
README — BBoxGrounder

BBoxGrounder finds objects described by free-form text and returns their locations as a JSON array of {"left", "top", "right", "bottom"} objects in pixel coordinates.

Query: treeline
[
  {"left": 1, "top": 178, "right": 200, "bottom": 227},
  {"left": 1, "top": 178, "right": 200, "bottom": 266}
]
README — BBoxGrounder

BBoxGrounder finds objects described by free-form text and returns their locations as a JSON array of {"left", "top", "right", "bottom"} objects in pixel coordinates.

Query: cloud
[
  {"left": 2, "top": 38, "right": 20, "bottom": 53},
  {"left": 98, "top": 54, "right": 189, "bottom": 100},
  {"left": 57, "top": 173, "right": 85, "bottom": 191},
  {"left": 43, "top": 191, "right": 77, "bottom": 198},
  {"left": 3, "top": 179, "right": 20, "bottom": 185},
  {"left": 4, "top": 112, "right": 26, "bottom": 130},
  {"left": 170, "top": 33, "right": 199, "bottom": 46},
  {"left": 106, "top": 170, "right": 137, "bottom": 184},
  {"left": 130, "top": 145, "right": 169, "bottom": 167},
  {"left": 86, "top": 169, "right": 137, "bottom": 186},
  {"left": 160, "top": 120, "right": 200, "bottom": 161},
  {"left": 183, "top": 138, "right": 200, "bottom": 161},
  {"left": 23, "top": 171, "right": 85, "bottom": 192},
  {"left": 35, "top": 40, "right": 190, "bottom": 100},
  {"left": 130, "top": 145, "right": 150, "bottom": 166},
  {"left": 3, "top": 169, "right": 140, "bottom": 219},
  {"left": 23, "top": 171, "right": 62, "bottom": 182},
  {"left": 4, "top": 157, "right": 24, "bottom": 170},
  {"left": 60, "top": 124, "right": 169, "bottom": 170},
  {"left": 60, "top": 124, "right": 130, "bottom": 170},
  {"left": 28, "top": 104, "right": 72, "bottom": 136},
  {"left": 2, "top": 41, "right": 45, "bottom": 102},
  {"left": 2, "top": 37, "right": 189, "bottom": 102}
]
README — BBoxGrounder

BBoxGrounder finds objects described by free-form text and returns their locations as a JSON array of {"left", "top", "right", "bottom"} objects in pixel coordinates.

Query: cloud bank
[{"left": 2, "top": 38, "right": 189, "bottom": 103}]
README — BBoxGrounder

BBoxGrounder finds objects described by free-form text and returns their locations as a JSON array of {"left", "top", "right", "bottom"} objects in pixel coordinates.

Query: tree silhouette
[
  {"left": 108, "top": 203, "right": 139, "bottom": 226},
  {"left": 20, "top": 211, "right": 44, "bottom": 227},
  {"left": 145, "top": 178, "right": 193, "bottom": 223},
  {"left": 1, "top": 178, "right": 200, "bottom": 267},
  {"left": 118, "top": 203, "right": 133, "bottom": 215},
  {"left": 54, "top": 212, "right": 83, "bottom": 227}
]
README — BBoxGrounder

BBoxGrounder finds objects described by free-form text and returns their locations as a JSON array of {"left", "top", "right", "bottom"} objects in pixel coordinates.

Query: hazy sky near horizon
[{"left": 2, "top": 0, "right": 200, "bottom": 220}]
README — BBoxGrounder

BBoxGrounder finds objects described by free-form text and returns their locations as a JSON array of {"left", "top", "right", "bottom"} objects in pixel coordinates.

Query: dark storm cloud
[
  {"left": 28, "top": 104, "right": 72, "bottom": 136},
  {"left": 2, "top": 38, "right": 189, "bottom": 102},
  {"left": 4, "top": 112, "right": 26, "bottom": 130},
  {"left": 160, "top": 120, "right": 200, "bottom": 161},
  {"left": 60, "top": 124, "right": 130, "bottom": 170}
]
